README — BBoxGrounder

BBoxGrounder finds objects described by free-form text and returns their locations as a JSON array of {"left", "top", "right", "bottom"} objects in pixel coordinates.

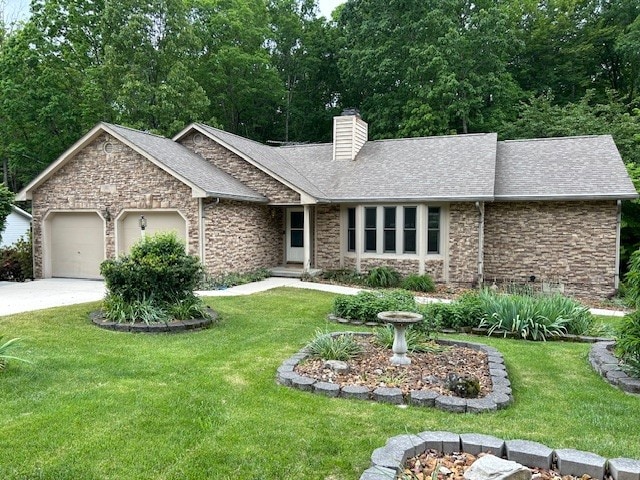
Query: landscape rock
[{"left": 464, "top": 454, "right": 531, "bottom": 480}]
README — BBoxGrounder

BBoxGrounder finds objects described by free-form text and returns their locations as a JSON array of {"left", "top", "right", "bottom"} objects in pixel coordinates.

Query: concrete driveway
[{"left": 0, "top": 278, "right": 107, "bottom": 316}]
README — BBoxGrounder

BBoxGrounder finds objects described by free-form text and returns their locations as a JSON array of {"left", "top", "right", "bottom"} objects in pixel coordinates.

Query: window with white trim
[
  {"left": 364, "top": 207, "right": 377, "bottom": 252},
  {"left": 427, "top": 207, "right": 440, "bottom": 254},
  {"left": 347, "top": 207, "right": 356, "bottom": 252},
  {"left": 383, "top": 207, "right": 396, "bottom": 253},
  {"left": 403, "top": 206, "right": 417, "bottom": 254}
]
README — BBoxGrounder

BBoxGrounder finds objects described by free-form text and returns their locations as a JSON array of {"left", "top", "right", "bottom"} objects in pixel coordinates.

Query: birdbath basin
[{"left": 377, "top": 311, "right": 424, "bottom": 365}]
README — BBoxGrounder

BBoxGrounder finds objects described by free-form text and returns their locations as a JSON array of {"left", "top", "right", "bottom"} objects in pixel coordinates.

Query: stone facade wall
[
  {"left": 484, "top": 201, "right": 618, "bottom": 298},
  {"left": 359, "top": 258, "right": 420, "bottom": 277},
  {"left": 448, "top": 202, "right": 480, "bottom": 286},
  {"left": 31, "top": 134, "right": 199, "bottom": 278},
  {"left": 315, "top": 204, "right": 341, "bottom": 269},
  {"left": 203, "top": 199, "right": 283, "bottom": 274},
  {"left": 424, "top": 260, "right": 445, "bottom": 282},
  {"left": 180, "top": 133, "right": 300, "bottom": 204}
]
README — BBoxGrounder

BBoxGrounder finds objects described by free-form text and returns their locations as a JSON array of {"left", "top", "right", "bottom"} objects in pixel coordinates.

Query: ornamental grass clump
[
  {"left": 373, "top": 325, "right": 445, "bottom": 353},
  {"left": 364, "top": 266, "right": 401, "bottom": 288},
  {"left": 478, "top": 290, "right": 591, "bottom": 341},
  {"left": 617, "top": 311, "right": 640, "bottom": 378},
  {"left": 100, "top": 232, "right": 209, "bottom": 324},
  {"left": 0, "top": 336, "right": 31, "bottom": 371},
  {"left": 306, "top": 331, "right": 364, "bottom": 361}
]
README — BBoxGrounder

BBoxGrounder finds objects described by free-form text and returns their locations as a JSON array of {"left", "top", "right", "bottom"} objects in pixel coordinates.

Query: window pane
[
  {"left": 427, "top": 231, "right": 439, "bottom": 253},
  {"left": 428, "top": 207, "right": 440, "bottom": 229},
  {"left": 291, "top": 230, "right": 303, "bottom": 247},
  {"left": 404, "top": 207, "right": 416, "bottom": 229},
  {"left": 348, "top": 230, "right": 356, "bottom": 252},
  {"left": 404, "top": 231, "right": 416, "bottom": 253},
  {"left": 365, "top": 230, "right": 376, "bottom": 252},
  {"left": 365, "top": 207, "right": 377, "bottom": 228},
  {"left": 291, "top": 211, "right": 304, "bottom": 229},
  {"left": 384, "top": 230, "right": 396, "bottom": 252},
  {"left": 384, "top": 207, "right": 396, "bottom": 228},
  {"left": 348, "top": 208, "right": 355, "bottom": 228}
]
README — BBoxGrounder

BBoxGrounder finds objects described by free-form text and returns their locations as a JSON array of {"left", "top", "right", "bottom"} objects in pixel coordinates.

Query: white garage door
[
  {"left": 119, "top": 211, "right": 187, "bottom": 255},
  {"left": 50, "top": 212, "right": 104, "bottom": 279}
]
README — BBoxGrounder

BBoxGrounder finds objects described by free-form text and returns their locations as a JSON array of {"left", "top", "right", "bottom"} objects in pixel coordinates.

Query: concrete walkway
[{"left": 0, "top": 277, "right": 627, "bottom": 317}]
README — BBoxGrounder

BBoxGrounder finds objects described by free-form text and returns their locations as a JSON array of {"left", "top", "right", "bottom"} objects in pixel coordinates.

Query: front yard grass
[{"left": 1, "top": 288, "right": 639, "bottom": 479}]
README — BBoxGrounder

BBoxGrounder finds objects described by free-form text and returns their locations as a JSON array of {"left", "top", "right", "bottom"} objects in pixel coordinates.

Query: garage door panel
[
  {"left": 50, "top": 213, "right": 104, "bottom": 279},
  {"left": 120, "top": 212, "right": 186, "bottom": 255}
]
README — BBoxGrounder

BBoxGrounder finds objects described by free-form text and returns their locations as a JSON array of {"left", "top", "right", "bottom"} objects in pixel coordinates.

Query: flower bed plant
[{"left": 332, "top": 290, "right": 418, "bottom": 324}]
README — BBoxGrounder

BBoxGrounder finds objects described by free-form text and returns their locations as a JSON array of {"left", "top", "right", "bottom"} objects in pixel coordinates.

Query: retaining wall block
[
  {"left": 505, "top": 440, "right": 553, "bottom": 469},
  {"left": 291, "top": 375, "right": 315, "bottom": 391},
  {"left": 386, "top": 434, "right": 428, "bottom": 459},
  {"left": 359, "top": 466, "right": 396, "bottom": 480},
  {"left": 608, "top": 458, "right": 640, "bottom": 480},
  {"left": 373, "top": 387, "right": 404, "bottom": 404},
  {"left": 460, "top": 433, "right": 505, "bottom": 457},
  {"left": 416, "top": 431, "right": 461, "bottom": 453},
  {"left": 555, "top": 448, "right": 606, "bottom": 479},
  {"left": 435, "top": 395, "right": 467, "bottom": 413},
  {"left": 276, "top": 371, "right": 298, "bottom": 386},
  {"left": 341, "top": 385, "right": 370, "bottom": 400},
  {"left": 313, "top": 381, "right": 340, "bottom": 397},
  {"left": 466, "top": 398, "right": 498, "bottom": 414},
  {"left": 370, "top": 445, "right": 407, "bottom": 472},
  {"left": 409, "top": 390, "right": 439, "bottom": 407}
]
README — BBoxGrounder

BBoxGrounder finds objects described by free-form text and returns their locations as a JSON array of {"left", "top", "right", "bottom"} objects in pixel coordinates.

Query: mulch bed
[
  {"left": 294, "top": 336, "right": 491, "bottom": 397},
  {"left": 403, "top": 450, "right": 596, "bottom": 480}
]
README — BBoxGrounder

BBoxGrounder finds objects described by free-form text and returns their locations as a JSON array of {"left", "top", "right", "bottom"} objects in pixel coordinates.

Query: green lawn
[{"left": 1, "top": 288, "right": 639, "bottom": 480}]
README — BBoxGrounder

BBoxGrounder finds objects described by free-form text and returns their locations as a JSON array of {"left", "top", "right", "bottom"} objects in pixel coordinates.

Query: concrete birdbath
[{"left": 377, "top": 311, "right": 424, "bottom": 365}]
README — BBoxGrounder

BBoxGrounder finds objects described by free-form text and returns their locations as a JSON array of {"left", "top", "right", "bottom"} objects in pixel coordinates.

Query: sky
[{"left": 3, "top": 0, "right": 345, "bottom": 25}]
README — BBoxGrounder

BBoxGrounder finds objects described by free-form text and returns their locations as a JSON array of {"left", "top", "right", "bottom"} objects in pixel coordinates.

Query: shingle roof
[
  {"left": 105, "top": 124, "right": 265, "bottom": 202},
  {"left": 281, "top": 133, "right": 498, "bottom": 201},
  {"left": 495, "top": 135, "right": 638, "bottom": 200}
]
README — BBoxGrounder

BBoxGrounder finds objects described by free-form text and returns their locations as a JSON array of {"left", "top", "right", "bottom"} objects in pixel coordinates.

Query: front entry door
[{"left": 286, "top": 208, "right": 304, "bottom": 263}]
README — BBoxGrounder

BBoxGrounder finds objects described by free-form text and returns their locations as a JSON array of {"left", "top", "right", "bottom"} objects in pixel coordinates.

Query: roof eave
[
  {"left": 494, "top": 193, "right": 639, "bottom": 201},
  {"left": 325, "top": 195, "right": 495, "bottom": 203},
  {"left": 205, "top": 192, "right": 267, "bottom": 203}
]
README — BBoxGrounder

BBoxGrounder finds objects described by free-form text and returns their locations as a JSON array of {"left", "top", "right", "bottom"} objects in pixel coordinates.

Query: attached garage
[
  {"left": 118, "top": 211, "right": 187, "bottom": 255},
  {"left": 48, "top": 212, "right": 105, "bottom": 279}
]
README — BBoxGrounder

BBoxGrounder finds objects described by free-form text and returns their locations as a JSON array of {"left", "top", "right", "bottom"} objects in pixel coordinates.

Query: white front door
[{"left": 286, "top": 208, "right": 304, "bottom": 263}]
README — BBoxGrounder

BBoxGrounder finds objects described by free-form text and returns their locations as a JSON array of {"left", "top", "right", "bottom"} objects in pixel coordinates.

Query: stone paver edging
[
  {"left": 89, "top": 309, "right": 217, "bottom": 333},
  {"left": 589, "top": 341, "right": 640, "bottom": 395},
  {"left": 276, "top": 333, "right": 512, "bottom": 413},
  {"left": 361, "top": 431, "right": 640, "bottom": 480}
]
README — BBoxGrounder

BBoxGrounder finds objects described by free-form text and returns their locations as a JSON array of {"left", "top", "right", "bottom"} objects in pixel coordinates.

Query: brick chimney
[{"left": 333, "top": 108, "right": 368, "bottom": 161}]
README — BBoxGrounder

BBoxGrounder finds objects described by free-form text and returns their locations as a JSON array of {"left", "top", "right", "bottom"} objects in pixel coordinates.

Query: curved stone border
[
  {"left": 276, "top": 332, "right": 512, "bottom": 413},
  {"left": 89, "top": 309, "right": 217, "bottom": 333},
  {"left": 589, "top": 341, "right": 640, "bottom": 395},
  {"left": 361, "top": 430, "right": 640, "bottom": 480}
]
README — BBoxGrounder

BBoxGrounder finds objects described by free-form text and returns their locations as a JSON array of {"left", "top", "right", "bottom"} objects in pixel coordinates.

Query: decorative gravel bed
[
  {"left": 589, "top": 341, "right": 640, "bottom": 395},
  {"left": 89, "top": 309, "right": 217, "bottom": 333},
  {"left": 362, "top": 431, "right": 640, "bottom": 480},
  {"left": 277, "top": 333, "right": 512, "bottom": 413}
]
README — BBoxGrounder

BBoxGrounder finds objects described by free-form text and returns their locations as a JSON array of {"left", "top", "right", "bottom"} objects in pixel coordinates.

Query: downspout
[
  {"left": 475, "top": 201, "right": 485, "bottom": 288},
  {"left": 615, "top": 200, "right": 622, "bottom": 290},
  {"left": 198, "top": 198, "right": 205, "bottom": 262}
]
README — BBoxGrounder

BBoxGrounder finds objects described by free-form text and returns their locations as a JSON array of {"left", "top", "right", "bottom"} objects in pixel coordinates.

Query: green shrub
[
  {"left": 365, "top": 266, "right": 401, "bottom": 288},
  {"left": 624, "top": 249, "right": 640, "bottom": 309},
  {"left": 0, "top": 234, "right": 33, "bottom": 282},
  {"left": 419, "top": 291, "right": 484, "bottom": 330},
  {"left": 306, "top": 332, "right": 364, "bottom": 361},
  {"left": 332, "top": 290, "right": 417, "bottom": 323},
  {"left": 101, "top": 232, "right": 203, "bottom": 304},
  {"left": 168, "top": 294, "right": 211, "bottom": 321},
  {"left": 319, "top": 268, "right": 366, "bottom": 285},
  {"left": 401, "top": 274, "right": 436, "bottom": 293},
  {"left": 617, "top": 311, "right": 640, "bottom": 378},
  {"left": 201, "top": 268, "right": 270, "bottom": 289},
  {"left": 478, "top": 290, "right": 591, "bottom": 340},
  {"left": 102, "top": 294, "right": 170, "bottom": 324}
]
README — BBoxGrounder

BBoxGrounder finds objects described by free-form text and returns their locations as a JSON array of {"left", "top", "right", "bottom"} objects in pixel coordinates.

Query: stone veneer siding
[
  {"left": 448, "top": 202, "right": 481, "bottom": 286},
  {"left": 180, "top": 133, "right": 300, "bottom": 204},
  {"left": 484, "top": 201, "right": 618, "bottom": 298},
  {"left": 315, "top": 204, "right": 341, "bottom": 269},
  {"left": 31, "top": 134, "right": 199, "bottom": 278},
  {"left": 203, "top": 199, "right": 282, "bottom": 274}
]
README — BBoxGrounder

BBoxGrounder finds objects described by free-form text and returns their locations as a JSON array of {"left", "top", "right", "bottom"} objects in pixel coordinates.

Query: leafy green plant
[
  {"left": 617, "top": 311, "right": 640, "bottom": 378},
  {"left": 332, "top": 290, "right": 417, "bottom": 323},
  {"left": 200, "top": 268, "right": 270, "bottom": 289},
  {"left": 624, "top": 249, "right": 640, "bottom": 309},
  {"left": 0, "top": 336, "right": 31, "bottom": 370},
  {"left": 373, "top": 325, "right": 444, "bottom": 353},
  {"left": 0, "top": 234, "right": 33, "bottom": 282},
  {"left": 318, "top": 268, "right": 366, "bottom": 285},
  {"left": 306, "top": 331, "right": 364, "bottom": 361},
  {"left": 102, "top": 294, "right": 169, "bottom": 325},
  {"left": 365, "top": 266, "right": 401, "bottom": 288},
  {"left": 168, "top": 294, "right": 210, "bottom": 321},
  {"left": 477, "top": 290, "right": 587, "bottom": 340},
  {"left": 419, "top": 291, "right": 484, "bottom": 330},
  {"left": 401, "top": 274, "right": 436, "bottom": 293}
]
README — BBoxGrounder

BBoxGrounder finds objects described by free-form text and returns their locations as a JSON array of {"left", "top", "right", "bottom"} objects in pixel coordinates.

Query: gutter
[
  {"left": 475, "top": 201, "right": 485, "bottom": 287},
  {"left": 494, "top": 193, "right": 639, "bottom": 201}
]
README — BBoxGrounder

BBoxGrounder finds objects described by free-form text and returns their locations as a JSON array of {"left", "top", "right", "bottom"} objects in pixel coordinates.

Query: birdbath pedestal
[{"left": 377, "top": 311, "right": 424, "bottom": 365}]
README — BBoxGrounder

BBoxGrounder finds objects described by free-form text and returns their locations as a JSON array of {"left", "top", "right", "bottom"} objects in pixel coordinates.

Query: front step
[{"left": 269, "top": 266, "right": 322, "bottom": 278}]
